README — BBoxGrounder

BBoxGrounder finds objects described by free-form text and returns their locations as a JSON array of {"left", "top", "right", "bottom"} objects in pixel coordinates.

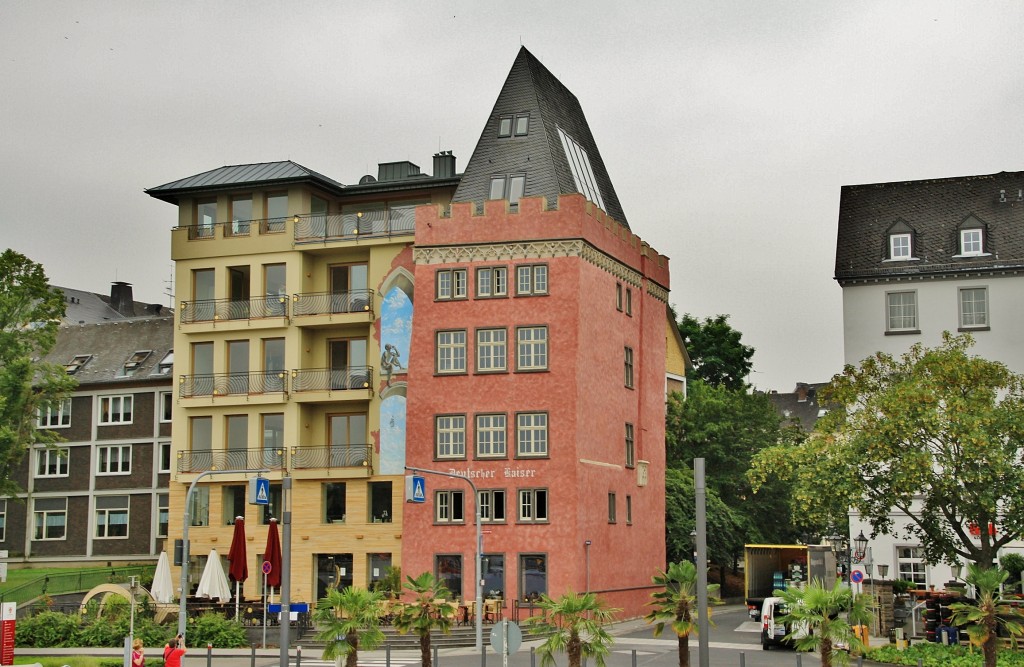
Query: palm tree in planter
[
  {"left": 313, "top": 586, "right": 385, "bottom": 667},
  {"left": 525, "top": 590, "right": 619, "bottom": 667},
  {"left": 392, "top": 572, "right": 456, "bottom": 667},
  {"left": 645, "top": 560, "right": 721, "bottom": 667},
  {"left": 774, "top": 578, "right": 872, "bottom": 667},
  {"left": 949, "top": 564, "right": 1024, "bottom": 667}
]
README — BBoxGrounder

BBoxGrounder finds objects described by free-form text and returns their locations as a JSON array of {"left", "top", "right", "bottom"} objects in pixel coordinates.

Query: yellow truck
[{"left": 744, "top": 543, "right": 837, "bottom": 620}]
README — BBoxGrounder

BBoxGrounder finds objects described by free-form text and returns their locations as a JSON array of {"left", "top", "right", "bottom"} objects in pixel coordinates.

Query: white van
[{"left": 760, "top": 597, "right": 808, "bottom": 650}]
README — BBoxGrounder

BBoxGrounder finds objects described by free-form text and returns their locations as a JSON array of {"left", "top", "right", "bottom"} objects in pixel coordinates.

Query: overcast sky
[{"left": 2, "top": 1, "right": 1022, "bottom": 392}]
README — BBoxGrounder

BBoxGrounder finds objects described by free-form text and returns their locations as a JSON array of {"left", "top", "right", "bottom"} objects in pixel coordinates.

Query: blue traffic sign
[
  {"left": 851, "top": 569, "right": 864, "bottom": 583},
  {"left": 250, "top": 477, "right": 271, "bottom": 505},
  {"left": 412, "top": 475, "right": 425, "bottom": 503}
]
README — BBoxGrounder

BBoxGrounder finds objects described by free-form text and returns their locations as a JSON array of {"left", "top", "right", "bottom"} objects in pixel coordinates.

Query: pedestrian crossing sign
[
  {"left": 249, "top": 477, "right": 271, "bottom": 505},
  {"left": 405, "top": 475, "right": 426, "bottom": 503}
]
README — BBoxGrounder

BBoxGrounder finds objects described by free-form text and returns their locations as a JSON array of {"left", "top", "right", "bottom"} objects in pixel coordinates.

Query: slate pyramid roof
[
  {"left": 146, "top": 161, "right": 345, "bottom": 202},
  {"left": 453, "top": 47, "right": 628, "bottom": 228}
]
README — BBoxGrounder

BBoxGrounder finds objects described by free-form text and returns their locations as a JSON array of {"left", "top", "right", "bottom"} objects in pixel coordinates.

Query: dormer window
[
  {"left": 489, "top": 175, "right": 526, "bottom": 206},
  {"left": 123, "top": 350, "right": 152, "bottom": 376},
  {"left": 890, "top": 233, "right": 912, "bottom": 259},
  {"left": 960, "top": 229, "right": 983, "bottom": 255},
  {"left": 65, "top": 355, "right": 92, "bottom": 374},
  {"left": 157, "top": 350, "right": 174, "bottom": 375},
  {"left": 497, "top": 113, "right": 529, "bottom": 138}
]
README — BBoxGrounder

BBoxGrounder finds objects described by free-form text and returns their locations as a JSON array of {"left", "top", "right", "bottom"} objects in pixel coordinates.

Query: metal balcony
[
  {"left": 292, "top": 210, "right": 415, "bottom": 244},
  {"left": 292, "top": 290, "right": 374, "bottom": 317},
  {"left": 175, "top": 217, "right": 288, "bottom": 240},
  {"left": 179, "top": 295, "right": 288, "bottom": 323},
  {"left": 178, "top": 371, "right": 288, "bottom": 398},
  {"left": 290, "top": 444, "right": 373, "bottom": 470},
  {"left": 290, "top": 366, "right": 374, "bottom": 393},
  {"left": 177, "top": 447, "right": 286, "bottom": 473}
]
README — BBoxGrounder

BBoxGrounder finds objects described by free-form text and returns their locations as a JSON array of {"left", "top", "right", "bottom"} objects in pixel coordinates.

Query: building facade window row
[
  {"left": 884, "top": 286, "right": 990, "bottom": 333},
  {"left": 434, "top": 412, "right": 548, "bottom": 459},
  {"left": 432, "top": 488, "right": 547, "bottom": 524},
  {"left": 436, "top": 265, "right": 548, "bottom": 301},
  {"left": 435, "top": 326, "right": 548, "bottom": 374}
]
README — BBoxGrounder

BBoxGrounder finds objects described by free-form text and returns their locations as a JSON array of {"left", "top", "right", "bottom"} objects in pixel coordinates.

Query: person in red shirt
[{"left": 163, "top": 634, "right": 186, "bottom": 667}]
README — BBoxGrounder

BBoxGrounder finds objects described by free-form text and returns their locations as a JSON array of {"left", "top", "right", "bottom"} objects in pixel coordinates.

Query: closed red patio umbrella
[
  {"left": 227, "top": 516, "right": 247, "bottom": 618},
  {"left": 263, "top": 517, "right": 282, "bottom": 593}
]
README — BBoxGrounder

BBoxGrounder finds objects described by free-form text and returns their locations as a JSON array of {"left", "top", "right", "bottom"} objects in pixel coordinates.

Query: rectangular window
[
  {"left": 625, "top": 288, "right": 633, "bottom": 316},
  {"left": 520, "top": 554, "right": 547, "bottom": 602},
  {"left": 435, "top": 554, "right": 463, "bottom": 600},
  {"left": 516, "top": 265, "right": 548, "bottom": 296},
  {"left": 489, "top": 175, "right": 526, "bottom": 205},
  {"left": 158, "top": 442, "right": 172, "bottom": 473},
  {"left": 626, "top": 495, "right": 633, "bottom": 525},
  {"left": 435, "top": 269, "right": 467, "bottom": 300},
  {"left": 189, "top": 486, "right": 209, "bottom": 527},
  {"left": 516, "top": 326, "right": 548, "bottom": 371},
  {"left": 95, "top": 495, "right": 129, "bottom": 538},
  {"left": 324, "top": 482, "right": 346, "bottom": 524},
  {"left": 476, "top": 267, "right": 508, "bottom": 298},
  {"left": 476, "top": 328, "right": 507, "bottom": 372},
  {"left": 616, "top": 283, "right": 623, "bottom": 311},
  {"left": 33, "top": 497, "right": 67, "bottom": 540},
  {"left": 98, "top": 395, "right": 133, "bottom": 425},
  {"left": 517, "top": 413, "right": 548, "bottom": 457},
  {"left": 625, "top": 423, "right": 635, "bottom": 468},
  {"left": 157, "top": 493, "right": 169, "bottom": 537},
  {"left": 435, "top": 490, "right": 465, "bottom": 523},
  {"left": 482, "top": 554, "right": 505, "bottom": 598},
  {"left": 36, "top": 447, "right": 69, "bottom": 477},
  {"left": 518, "top": 489, "right": 548, "bottom": 522},
  {"left": 960, "top": 229, "right": 983, "bottom": 255},
  {"left": 222, "top": 486, "right": 246, "bottom": 525},
  {"left": 436, "top": 330, "right": 467, "bottom": 374},
  {"left": 897, "top": 546, "right": 927, "bottom": 585},
  {"left": 476, "top": 414, "right": 507, "bottom": 458},
  {"left": 37, "top": 398, "right": 71, "bottom": 428},
  {"left": 514, "top": 114, "right": 529, "bottom": 136},
  {"left": 608, "top": 492, "right": 616, "bottom": 523},
  {"left": 97, "top": 444, "right": 132, "bottom": 475},
  {"left": 369, "top": 481, "right": 392, "bottom": 523},
  {"left": 890, "top": 233, "right": 912, "bottom": 259},
  {"left": 959, "top": 287, "right": 988, "bottom": 329},
  {"left": 435, "top": 415, "right": 466, "bottom": 459},
  {"left": 265, "top": 193, "right": 288, "bottom": 233},
  {"left": 886, "top": 291, "right": 918, "bottom": 332},
  {"left": 196, "top": 200, "right": 217, "bottom": 238},
  {"left": 191, "top": 416, "right": 213, "bottom": 451},
  {"left": 230, "top": 195, "right": 252, "bottom": 235},
  {"left": 498, "top": 115, "right": 513, "bottom": 138},
  {"left": 479, "top": 490, "right": 506, "bottom": 523},
  {"left": 160, "top": 392, "right": 173, "bottom": 422},
  {"left": 624, "top": 347, "right": 634, "bottom": 388}
]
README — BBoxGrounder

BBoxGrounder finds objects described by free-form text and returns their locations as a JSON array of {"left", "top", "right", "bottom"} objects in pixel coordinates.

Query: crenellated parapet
[{"left": 414, "top": 193, "right": 670, "bottom": 291}]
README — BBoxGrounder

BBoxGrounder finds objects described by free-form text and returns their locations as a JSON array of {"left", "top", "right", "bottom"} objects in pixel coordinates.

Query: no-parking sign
[{"left": 851, "top": 570, "right": 864, "bottom": 583}]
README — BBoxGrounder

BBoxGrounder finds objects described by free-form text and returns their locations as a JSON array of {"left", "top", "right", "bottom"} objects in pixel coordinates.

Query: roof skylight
[{"left": 557, "top": 127, "right": 605, "bottom": 211}]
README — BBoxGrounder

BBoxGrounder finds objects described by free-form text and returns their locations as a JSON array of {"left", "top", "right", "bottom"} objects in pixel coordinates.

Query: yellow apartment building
[{"left": 147, "top": 154, "right": 459, "bottom": 604}]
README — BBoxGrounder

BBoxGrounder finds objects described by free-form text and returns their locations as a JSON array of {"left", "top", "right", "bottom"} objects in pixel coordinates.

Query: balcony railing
[
  {"left": 179, "top": 296, "right": 289, "bottom": 323},
  {"left": 292, "top": 290, "right": 374, "bottom": 317},
  {"left": 176, "top": 217, "right": 288, "bottom": 240},
  {"left": 290, "top": 366, "right": 374, "bottom": 393},
  {"left": 290, "top": 444, "right": 372, "bottom": 470},
  {"left": 292, "top": 210, "right": 415, "bottom": 243},
  {"left": 177, "top": 447, "right": 286, "bottom": 473},
  {"left": 179, "top": 371, "right": 288, "bottom": 398}
]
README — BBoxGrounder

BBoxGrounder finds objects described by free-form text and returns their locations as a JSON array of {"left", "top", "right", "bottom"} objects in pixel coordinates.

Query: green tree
[
  {"left": 0, "top": 249, "right": 76, "bottom": 495},
  {"left": 677, "top": 313, "right": 754, "bottom": 390},
  {"left": 664, "top": 467, "right": 745, "bottom": 568},
  {"left": 525, "top": 590, "right": 618, "bottom": 667},
  {"left": 645, "top": 560, "right": 720, "bottom": 667},
  {"left": 392, "top": 572, "right": 455, "bottom": 667},
  {"left": 949, "top": 564, "right": 1024, "bottom": 667},
  {"left": 775, "top": 579, "right": 872, "bottom": 667},
  {"left": 750, "top": 333, "right": 1024, "bottom": 569},
  {"left": 313, "top": 586, "right": 385, "bottom": 667}
]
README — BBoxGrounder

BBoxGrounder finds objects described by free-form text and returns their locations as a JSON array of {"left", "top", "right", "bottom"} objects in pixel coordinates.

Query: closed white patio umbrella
[
  {"left": 195, "top": 549, "right": 231, "bottom": 603},
  {"left": 151, "top": 551, "right": 175, "bottom": 603}
]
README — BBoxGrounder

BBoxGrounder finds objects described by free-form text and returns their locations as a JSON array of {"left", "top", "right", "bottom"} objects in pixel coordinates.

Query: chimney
[
  {"left": 433, "top": 151, "right": 456, "bottom": 179},
  {"left": 110, "top": 281, "right": 136, "bottom": 317},
  {"left": 796, "top": 383, "right": 809, "bottom": 403}
]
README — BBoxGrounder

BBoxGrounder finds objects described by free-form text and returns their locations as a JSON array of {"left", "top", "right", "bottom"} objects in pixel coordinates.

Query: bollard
[
  {"left": 386, "top": 643, "right": 391, "bottom": 667},
  {"left": 296, "top": 644, "right": 302, "bottom": 667},
  {"left": 857, "top": 656, "right": 863, "bottom": 667},
  {"left": 918, "top": 660, "right": 924, "bottom": 667},
  {"left": 206, "top": 643, "right": 212, "bottom": 667},
  {"left": 632, "top": 649, "right": 637, "bottom": 667},
  {"left": 740, "top": 651, "right": 745, "bottom": 667},
  {"left": 433, "top": 644, "right": 439, "bottom": 666},
  {"left": 531, "top": 646, "right": 536, "bottom": 667},
  {"left": 250, "top": 644, "right": 256, "bottom": 667},
  {"left": 796, "top": 653, "right": 802, "bottom": 667}
]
